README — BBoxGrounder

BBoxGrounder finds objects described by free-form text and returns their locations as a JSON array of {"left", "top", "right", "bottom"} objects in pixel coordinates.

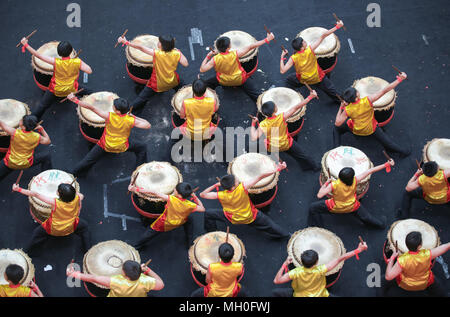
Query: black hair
[
  {"left": 216, "top": 37, "right": 231, "bottom": 53},
  {"left": 261, "top": 101, "right": 276, "bottom": 117},
  {"left": 57, "top": 183, "right": 76, "bottom": 203},
  {"left": 176, "top": 182, "right": 193, "bottom": 199},
  {"left": 405, "top": 231, "right": 422, "bottom": 252},
  {"left": 343, "top": 87, "right": 358, "bottom": 104},
  {"left": 113, "top": 98, "right": 130, "bottom": 114},
  {"left": 301, "top": 250, "right": 319, "bottom": 268},
  {"left": 292, "top": 37, "right": 304, "bottom": 51},
  {"left": 218, "top": 243, "right": 234, "bottom": 263},
  {"left": 57, "top": 41, "right": 73, "bottom": 57},
  {"left": 338, "top": 167, "right": 355, "bottom": 186},
  {"left": 220, "top": 175, "right": 236, "bottom": 190},
  {"left": 159, "top": 35, "right": 175, "bottom": 52},
  {"left": 423, "top": 161, "right": 438, "bottom": 177},
  {"left": 22, "top": 115, "right": 38, "bottom": 131},
  {"left": 192, "top": 79, "right": 207, "bottom": 97},
  {"left": 122, "top": 260, "right": 141, "bottom": 281},
  {"left": 5, "top": 264, "right": 24, "bottom": 285}
]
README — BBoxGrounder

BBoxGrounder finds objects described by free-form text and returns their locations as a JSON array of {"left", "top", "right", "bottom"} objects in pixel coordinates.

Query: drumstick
[
  {"left": 382, "top": 150, "right": 392, "bottom": 161},
  {"left": 73, "top": 49, "right": 82, "bottom": 59},
  {"left": 305, "top": 83, "right": 319, "bottom": 100},
  {"left": 358, "top": 236, "right": 364, "bottom": 244},
  {"left": 332, "top": 13, "right": 347, "bottom": 31},
  {"left": 70, "top": 177, "right": 77, "bottom": 186},
  {"left": 264, "top": 25, "right": 276, "bottom": 43},
  {"left": 127, "top": 172, "right": 140, "bottom": 195},
  {"left": 281, "top": 45, "right": 288, "bottom": 53},
  {"left": 115, "top": 29, "right": 129, "bottom": 48},
  {"left": 415, "top": 159, "right": 422, "bottom": 170},
  {"left": 326, "top": 167, "right": 332, "bottom": 182},
  {"left": 336, "top": 94, "right": 345, "bottom": 104},
  {"left": 248, "top": 114, "right": 258, "bottom": 121},
  {"left": 15, "top": 170, "right": 24, "bottom": 185},
  {"left": 395, "top": 240, "right": 399, "bottom": 253},
  {"left": 127, "top": 106, "right": 134, "bottom": 115},
  {"left": 16, "top": 29, "right": 37, "bottom": 47},
  {"left": 392, "top": 65, "right": 407, "bottom": 80},
  {"left": 192, "top": 187, "right": 199, "bottom": 193},
  {"left": 60, "top": 88, "right": 84, "bottom": 103},
  {"left": 144, "top": 259, "right": 152, "bottom": 266},
  {"left": 216, "top": 177, "right": 221, "bottom": 183},
  {"left": 33, "top": 120, "right": 44, "bottom": 130},
  {"left": 225, "top": 226, "right": 229, "bottom": 244}
]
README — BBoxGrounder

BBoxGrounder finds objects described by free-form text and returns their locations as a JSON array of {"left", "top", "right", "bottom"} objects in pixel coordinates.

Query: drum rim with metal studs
[
  {"left": 215, "top": 30, "right": 259, "bottom": 63},
  {"left": 0, "top": 249, "right": 35, "bottom": 286},
  {"left": 31, "top": 41, "right": 77, "bottom": 75},
  {"left": 0, "top": 99, "right": 31, "bottom": 137},
  {"left": 296, "top": 27, "right": 341, "bottom": 58},
  {"left": 422, "top": 138, "right": 450, "bottom": 171},
  {"left": 387, "top": 219, "right": 440, "bottom": 254},
  {"left": 171, "top": 85, "right": 220, "bottom": 115},
  {"left": 77, "top": 91, "right": 119, "bottom": 127},
  {"left": 125, "top": 34, "right": 159, "bottom": 67},
  {"left": 256, "top": 87, "right": 306, "bottom": 123},
  {"left": 352, "top": 76, "right": 397, "bottom": 110}
]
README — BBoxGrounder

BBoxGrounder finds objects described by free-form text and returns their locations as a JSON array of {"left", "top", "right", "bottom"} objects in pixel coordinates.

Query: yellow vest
[
  {"left": 288, "top": 264, "right": 329, "bottom": 297},
  {"left": 4, "top": 129, "right": 40, "bottom": 170},
  {"left": 217, "top": 183, "right": 258, "bottom": 224},
  {"left": 98, "top": 112, "right": 135, "bottom": 153},
  {"left": 291, "top": 46, "right": 324, "bottom": 85},
  {"left": 48, "top": 57, "right": 81, "bottom": 97},
  {"left": 397, "top": 249, "right": 433, "bottom": 291},
  {"left": 345, "top": 97, "right": 378, "bottom": 136},
  {"left": 0, "top": 284, "right": 32, "bottom": 297},
  {"left": 259, "top": 113, "right": 293, "bottom": 152},
  {"left": 418, "top": 170, "right": 450, "bottom": 204},
  {"left": 213, "top": 51, "right": 246, "bottom": 86},
  {"left": 325, "top": 178, "right": 360, "bottom": 213},
  {"left": 183, "top": 96, "right": 216, "bottom": 139},
  {"left": 108, "top": 274, "right": 155, "bottom": 297},
  {"left": 148, "top": 49, "right": 181, "bottom": 92},
  {"left": 206, "top": 262, "right": 243, "bottom": 297},
  {"left": 42, "top": 195, "right": 80, "bottom": 236},
  {"left": 151, "top": 195, "right": 197, "bottom": 232}
]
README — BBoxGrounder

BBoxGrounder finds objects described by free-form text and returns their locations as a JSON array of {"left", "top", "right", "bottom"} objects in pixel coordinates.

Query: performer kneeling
[{"left": 0, "top": 264, "right": 43, "bottom": 297}]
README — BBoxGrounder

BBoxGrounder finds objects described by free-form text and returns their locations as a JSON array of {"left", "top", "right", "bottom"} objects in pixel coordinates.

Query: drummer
[
  {"left": 273, "top": 241, "right": 368, "bottom": 297},
  {"left": 200, "top": 161, "right": 288, "bottom": 239},
  {"left": 129, "top": 182, "right": 205, "bottom": 250},
  {"left": 199, "top": 32, "right": 275, "bottom": 102},
  {"left": 384, "top": 231, "right": 450, "bottom": 296},
  {"left": 118, "top": 35, "right": 189, "bottom": 114},
  {"left": 280, "top": 20, "right": 344, "bottom": 104},
  {"left": 12, "top": 182, "right": 90, "bottom": 255},
  {"left": 0, "top": 115, "right": 52, "bottom": 181},
  {"left": 20, "top": 38, "right": 92, "bottom": 119},
  {"left": 250, "top": 90, "right": 320, "bottom": 171},
  {"left": 67, "top": 260, "right": 164, "bottom": 297},
  {"left": 334, "top": 73, "right": 410, "bottom": 156},
  {"left": 67, "top": 94, "right": 150, "bottom": 177},
  {"left": 0, "top": 264, "right": 43, "bottom": 297},
  {"left": 397, "top": 161, "right": 450, "bottom": 219},
  {"left": 191, "top": 242, "right": 246, "bottom": 297},
  {"left": 308, "top": 160, "right": 395, "bottom": 228}
]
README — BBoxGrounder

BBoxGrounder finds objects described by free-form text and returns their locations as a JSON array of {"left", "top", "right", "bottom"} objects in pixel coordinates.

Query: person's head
[
  {"left": 261, "top": 101, "right": 277, "bottom": 117},
  {"left": 4, "top": 264, "right": 24, "bottom": 285},
  {"left": 405, "top": 231, "right": 422, "bottom": 252},
  {"left": 422, "top": 161, "right": 438, "bottom": 177},
  {"left": 192, "top": 79, "right": 207, "bottom": 97},
  {"left": 113, "top": 98, "right": 130, "bottom": 115},
  {"left": 57, "top": 41, "right": 73, "bottom": 57},
  {"left": 292, "top": 37, "right": 307, "bottom": 52},
  {"left": 158, "top": 35, "right": 175, "bottom": 52},
  {"left": 216, "top": 37, "right": 231, "bottom": 53},
  {"left": 218, "top": 243, "right": 234, "bottom": 263},
  {"left": 220, "top": 175, "right": 237, "bottom": 190},
  {"left": 301, "top": 250, "right": 319, "bottom": 268},
  {"left": 342, "top": 87, "right": 359, "bottom": 104},
  {"left": 338, "top": 167, "right": 355, "bottom": 186},
  {"left": 175, "top": 182, "right": 193, "bottom": 199},
  {"left": 20, "top": 115, "right": 38, "bottom": 131},
  {"left": 57, "top": 183, "right": 76, "bottom": 203},
  {"left": 122, "top": 260, "right": 141, "bottom": 281}
]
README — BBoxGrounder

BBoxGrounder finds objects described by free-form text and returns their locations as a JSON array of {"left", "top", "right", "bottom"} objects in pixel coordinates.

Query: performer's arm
[
  {"left": 67, "top": 93, "right": 110, "bottom": 120},
  {"left": 36, "top": 125, "right": 51, "bottom": 145},
  {"left": 28, "top": 280, "right": 44, "bottom": 297},
  {"left": 199, "top": 183, "right": 220, "bottom": 200},
  {"left": 273, "top": 257, "right": 293, "bottom": 284},
  {"left": 368, "top": 73, "right": 407, "bottom": 104},
  {"left": 80, "top": 60, "right": 93, "bottom": 74},
  {"left": 12, "top": 184, "right": 56, "bottom": 207},
  {"left": 356, "top": 159, "right": 394, "bottom": 182},
  {"left": 249, "top": 118, "right": 263, "bottom": 141},
  {"left": 243, "top": 162, "right": 287, "bottom": 189},
  {"left": 334, "top": 104, "right": 348, "bottom": 126},
  {"left": 326, "top": 242, "right": 367, "bottom": 272},
  {"left": 284, "top": 91, "right": 317, "bottom": 119},
  {"left": 141, "top": 264, "right": 165, "bottom": 291},
  {"left": 191, "top": 193, "right": 206, "bottom": 212},
  {"left": 0, "top": 120, "right": 16, "bottom": 136},
  {"left": 443, "top": 169, "right": 450, "bottom": 179},
  {"left": 385, "top": 250, "right": 402, "bottom": 281},
  {"left": 310, "top": 21, "right": 344, "bottom": 52},
  {"left": 317, "top": 181, "right": 333, "bottom": 199},
  {"left": 118, "top": 36, "right": 155, "bottom": 56},
  {"left": 179, "top": 102, "right": 186, "bottom": 119},
  {"left": 66, "top": 265, "right": 111, "bottom": 288},
  {"left": 279, "top": 51, "right": 294, "bottom": 74},
  {"left": 21, "top": 38, "right": 55, "bottom": 65},
  {"left": 132, "top": 115, "right": 151, "bottom": 130},
  {"left": 200, "top": 51, "right": 216, "bottom": 73},
  {"left": 430, "top": 242, "right": 450, "bottom": 260},
  {"left": 179, "top": 51, "right": 189, "bottom": 67},
  {"left": 205, "top": 266, "right": 212, "bottom": 284},
  {"left": 237, "top": 32, "right": 274, "bottom": 58},
  {"left": 128, "top": 185, "right": 169, "bottom": 201},
  {"left": 405, "top": 169, "right": 422, "bottom": 192}
]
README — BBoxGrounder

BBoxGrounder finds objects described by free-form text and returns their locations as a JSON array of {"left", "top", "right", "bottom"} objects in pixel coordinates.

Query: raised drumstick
[
  {"left": 33, "top": 120, "right": 44, "bottom": 130},
  {"left": 281, "top": 45, "right": 288, "bottom": 53},
  {"left": 225, "top": 226, "right": 230, "bottom": 243},
  {"left": 60, "top": 88, "right": 84, "bottom": 103},
  {"left": 216, "top": 177, "right": 221, "bottom": 183},
  {"left": 74, "top": 49, "right": 82, "bottom": 59},
  {"left": 15, "top": 170, "right": 24, "bottom": 185},
  {"left": 115, "top": 29, "right": 129, "bottom": 48},
  {"left": 264, "top": 25, "right": 276, "bottom": 43},
  {"left": 127, "top": 172, "right": 140, "bottom": 195},
  {"left": 395, "top": 240, "right": 399, "bottom": 253},
  {"left": 358, "top": 236, "right": 364, "bottom": 244},
  {"left": 248, "top": 114, "right": 258, "bottom": 121},
  {"left": 305, "top": 83, "right": 319, "bottom": 100},
  {"left": 17, "top": 29, "right": 37, "bottom": 47},
  {"left": 70, "top": 177, "right": 77, "bottom": 186},
  {"left": 144, "top": 259, "right": 152, "bottom": 266},
  {"left": 382, "top": 150, "right": 392, "bottom": 161},
  {"left": 332, "top": 13, "right": 347, "bottom": 31},
  {"left": 336, "top": 94, "right": 345, "bottom": 104}
]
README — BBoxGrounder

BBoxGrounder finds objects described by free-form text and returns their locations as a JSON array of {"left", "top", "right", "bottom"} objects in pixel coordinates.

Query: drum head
[
  {"left": 288, "top": 227, "right": 346, "bottom": 276},
  {"left": 297, "top": 27, "right": 338, "bottom": 57},
  {"left": 79, "top": 92, "right": 119, "bottom": 125},
  {"left": 0, "top": 100, "right": 29, "bottom": 135},
  {"left": 258, "top": 87, "right": 305, "bottom": 121},
  {"left": 353, "top": 77, "right": 396, "bottom": 109},
  {"left": 424, "top": 138, "right": 450, "bottom": 170},
  {"left": 133, "top": 162, "right": 182, "bottom": 199},
  {"left": 229, "top": 153, "right": 278, "bottom": 189},
  {"left": 189, "top": 231, "right": 246, "bottom": 275},
  {"left": 325, "top": 146, "right": 372, "bottom": 180},
  {"left": 215, "top": 30, "right": 258, "bottom": 62},
  {"left": 171, "top": 85, "right": 219, "bottom": 114},
  {"left": 127, "top": 35, "right": 159, "bottom": 65},
  {"left": 0, "top": 249, "right": 34, "bottom": 285},
  {"left": 32, "top": 41, "right": 76, "bottom": 74},
  {"left": 388, "top": 219, "right": 440, "bottom": 254}
]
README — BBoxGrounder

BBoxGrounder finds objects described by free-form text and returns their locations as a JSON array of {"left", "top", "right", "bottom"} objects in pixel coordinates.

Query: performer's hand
[
  {"left": 128, "top": 184, "right": 136, "bottom": 192},
  {"left": 66, "top": 265, "right": 77, "bottom": 277},
  {"left": 398, "top": 72, "right": 407, "bottom": 81},
  {"left": 415, "top": 168, "right": 423, "bottom": 176},
  {"left": 20, "top": 37, "right": 28, "bottom": 46},
  {"left": 390, "top": 250, "right": 398, "bottom": 262},
  {"left": 266, "top": 32, "right": 275, "bottom": 42},
  {"left": 67, "top": 93, "right": 76, "bottom": 102},
  {"left": 207, "top": 49, "right": 217, "bottom": 57},
  {"left": 12, "top": 184, "right": 21, "bottom": 192},
  {"left": 281, "top": 49, "right": 288, "bottom": 58},
  {"left": 28, "top": 280, "right": 36, "bottom": 288},
  {"left": 387, "top": 159, "right": 395, "bottom": 167},
  {"left": 336, "top": 20, "right": 344, "bottom": 29},
  {"left": 357, "top": 242, "right": 368, "bottom": 252},
  {"left": 118, "top": 36, "right": 127, "bottom": 44},
  {"left": 309, "top": 90, "right": 318, "bottom": 100},
  {"left": 277, "top": 161, "right": 287, "bottom": 172},
  {"left": 284, "top": 257, "right": 293, "bottom": 266},
  {"left": 141, "top": 264, "right": 149, "bottom": 272},
  {"left": 251, "top": 116, "right": 259, "bottom": 125}
]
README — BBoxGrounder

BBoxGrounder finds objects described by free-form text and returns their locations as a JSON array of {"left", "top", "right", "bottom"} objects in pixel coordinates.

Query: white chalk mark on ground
[
  {"left": 103, "top": 184, "right": 140, "bottom": 231},
  {"left": 111, "top": 176, "right": 131, "bottom": 184},
  {"left": 422, "top": 34, "right": 429, "bottom": 46},
  {"left": 347, "top": 38, "right": 355, "bottom": 54},
  {"left": 188, "top": 28, "right": 204, "bottom": 61},
  {"left": 436, "top": 256, "right": 450, "bottom": 279}
]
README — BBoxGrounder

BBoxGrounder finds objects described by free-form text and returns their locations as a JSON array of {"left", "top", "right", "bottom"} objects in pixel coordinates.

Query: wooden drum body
[
  {"left": 0, "top": 249, "right": 35, "bottom": 286},
  {"left": 0, "top": 99, "right": 30, "bottom": 152},
  {"left": 125, "top": 35, "right": 159, "bottom": 84}
]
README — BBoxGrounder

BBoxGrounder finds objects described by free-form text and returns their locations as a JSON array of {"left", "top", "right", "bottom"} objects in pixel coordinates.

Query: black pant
[
  {"left": 381, "top": 276, "right": 447, "bottom": 297},
  {"left": 0, "top": 151, "right": 52, "bottom": 181},
  {"left": 285, "top": 73, "right": 340, "bottom": 104},
  {"left": 204, "top": 208, "right": 289, "bottom": 239},
  {"left": 72, "top": 141, "right": 147, "bottom": 177},
  {"left": 278, "top": 141, "right": 320, "bottom": 171},
  {"left": 191, "top": 286, "right": 248, "bottom": 297},
  {"left": 204, "top": 76, "right": 259, "bottom": 102},
  {"left": 333, "top": 123, "right": 410, "bottom": 156},
  {"left": 397, "top": 188, "right": 423, "bottom": 219},
  {"left": 24, "top": 219, "right": 91, "bottom": 255},
  {"left": 134, "top": 217, "right": 194, "bottom": 250},
  {"left": 308, "top": 200, "right": 386, "bottom": 228},
  {"left": 130, "top": 81, "right": 184, "bottom": 114}
]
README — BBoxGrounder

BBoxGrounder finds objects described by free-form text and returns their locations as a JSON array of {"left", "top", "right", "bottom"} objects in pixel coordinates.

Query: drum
[
  {"left": 287, "top": 227, "right": 346, "bottom": 288},
  {"left": 422, "top": 138, "right": 450, "bottom": 171},
  {"left": 215, "top": 31, "right": 259, "bottom": 77},
  {"left": 28, "top": 169, "right": 80, "bottom": 224},
  {"left": 31, "top": 41, "right": 76, "bottom": 91},
  {"left": 77, "top": 91, "right": 118, "bottom": 143},
  {"left": 296, "top": 27, "right": 341, "bottom": 75},
  {"left": 228, "top": 152, "right": 279, "bottom": 208},
  {"left": 0, "top": 249, "right": 35, "bottom": 286},
  {"left": 353, "top": 77, "right": 397, "bottom": 127},
  {"left": 256, "top": 87, "right": 306, "bottom": 137},
  {"left": 83, "top": 240, "right": 141, "bottom": 297},
  {"left": 188, "top": 231, "right": 246, "bottom": 287},
  {"left": 131, "top": 162, "right": 183, "bottom": 219},
  {"left": 383, "top": 219, "right": 440, "bottom": 264},
  {"left": 0, "top": 99, "right": 30, "bottom": 153},
  {"left": 125, "top": 34, "right": 159, "bottom": 85},
  {"left": 320, "top": 146, "right": 374, "bottom": 199}
]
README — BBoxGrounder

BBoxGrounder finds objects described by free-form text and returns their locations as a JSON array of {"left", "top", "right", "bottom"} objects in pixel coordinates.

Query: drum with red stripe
[
  {"left": 0, "top": 99, "right": 30, "bottom": 153},
  {"left": 125, "top": 35, "right": 159, "bottom": 85}
]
